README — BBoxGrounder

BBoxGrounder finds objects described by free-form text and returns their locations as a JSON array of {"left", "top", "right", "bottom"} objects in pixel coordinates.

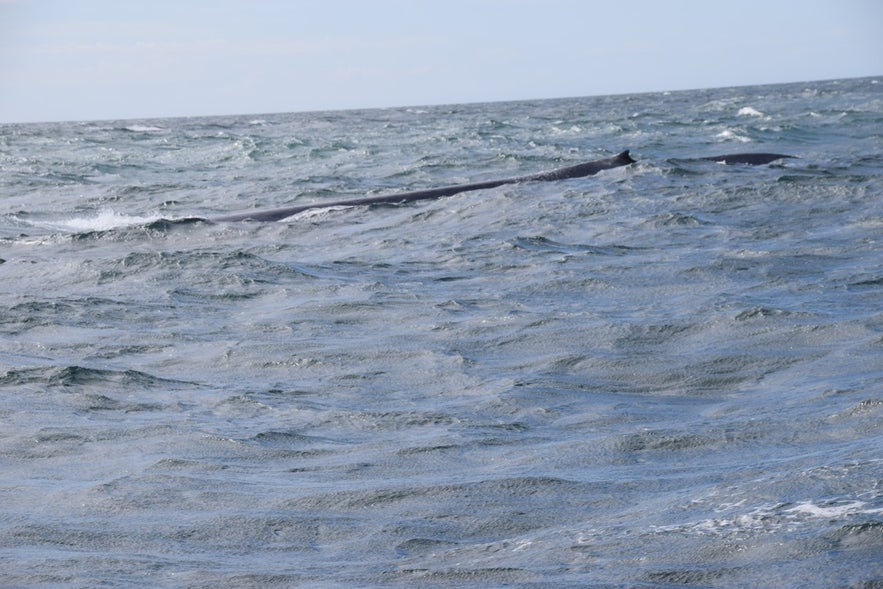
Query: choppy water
[{"left": 1, "top": 77, "right": 882, "bottom": 588}]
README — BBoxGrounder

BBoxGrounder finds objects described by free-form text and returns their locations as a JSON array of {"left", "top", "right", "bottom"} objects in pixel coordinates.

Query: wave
[
  {"left": 33, "top": 209, "right": 164, "bottom": 232},
  {"left": 0, "top": 365, "right": 198, "bottom": 390},
  {"left": 651, "top": 496, "right": 883, "bottom": 538},
  {"left": 737, "top": 106, "right": 766, "bottom": 117},
  {"left": 33, "top": 210, "right": 209, "bottom": 234},
  {"left": 715, "top": 128, "right": 752, "bottom": 142},
  {"left": 121, "top": 125, "right": 166, "bottom": 133}
]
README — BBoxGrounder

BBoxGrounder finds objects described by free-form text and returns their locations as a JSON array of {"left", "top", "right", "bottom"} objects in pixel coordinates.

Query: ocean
[{"left": 1, "top": 76, "right": 882, "bottom": 588}]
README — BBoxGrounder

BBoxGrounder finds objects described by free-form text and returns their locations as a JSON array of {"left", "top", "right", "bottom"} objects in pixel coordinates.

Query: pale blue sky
[{"left": 1, "top": 0, "right": 880, "bottom": 123}]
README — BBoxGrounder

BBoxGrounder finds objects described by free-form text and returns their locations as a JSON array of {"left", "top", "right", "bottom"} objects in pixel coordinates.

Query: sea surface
[{"left": 1, "top": 77, "right": 882, "bottom": 588}]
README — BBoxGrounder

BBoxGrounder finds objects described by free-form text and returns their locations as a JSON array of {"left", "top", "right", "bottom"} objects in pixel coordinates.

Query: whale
[
  {"left": 213, "top": 150, "right": 636, "bottom": 222},
  {"left": 700, "top": 153, "right": 795, "bottom": 165},
  {"left": 211, "top": 149, "right": 796, "bottom": 222}
]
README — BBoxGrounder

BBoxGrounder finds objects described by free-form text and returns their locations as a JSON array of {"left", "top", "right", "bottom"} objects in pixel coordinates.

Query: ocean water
[{"left": 1, "top": 77, "right": 882, "bottom": 587}]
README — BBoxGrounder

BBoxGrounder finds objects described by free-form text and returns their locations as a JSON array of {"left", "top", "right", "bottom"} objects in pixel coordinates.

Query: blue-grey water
[{"left": 1, "top": 77, "right": 882, "bottom": 588}]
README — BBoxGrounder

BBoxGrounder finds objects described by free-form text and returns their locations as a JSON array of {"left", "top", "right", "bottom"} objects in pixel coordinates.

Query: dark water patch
[
  {"left": 643, "top": 567, "right": 747, "bottom": 586},
  {"left": 615, "top": 322, "right": 696, "bottom": 349},
  {"left": 350, "top": 411, "right": 460, "bottom": 431},
  {"left": 511, "top": 235, "right": 647, "bottom": 256},
  {"left": 148, "top": 458, "right": 228, "bottom": 472},
  {"left": 89, "top": 473, "right": 245, "bottom": 512},
  {"left": 117, "top": 183, "right": 188, "bottom": 197},
  {"left": 569, "top": 349, "right": 805, "bottom": 398},
  {"left": 0, "top": 366, "right": 60, "bottom": 386},
  {"left": 396, "top": 444, "right": 462, "bottom": 456},
  {"left": 851, "top": 275, "right": 883, "bottom": 288},
  {"left": 432, "top": 274, "right": 471, "bottom": 282},
  {"left": 658, "top": 353, "right": 805, "bottom": 394},
  {"left": 1, "top": 365, "right": 201, "bottom": 418},
  {"left": 395, "top": 537, "right": 459, "bottom": 556},
  {"left": 1, "top": 301, "right": 76, "bottom": 334},
  {"left": 70, "top": 228, "right": 112, "bottom": 241},
  {"left": 86, "top": 344, "right": 171, "bottom": 360},
  {"left": 614, "top": 429, "right": 714, "bottom": 454},
  {"left": 609, "top": 422, "right": 775, "bottom": 460},
  {"left": 647, "top": 211, "right": 709, "bottom": 227},
  {"left": 1, "top": 296, "right": 179, "bottom": 338},
  {"left": 392, "top": 566, "right": 534, "bottom": 585},
  {"left": 32, "top": 429, "right": 91, "bottom": 444},
  {"left": 282, "top": 261, "right": 358, "bottom": 281},
  {"left": 205, "top": 574, "right": 308, "bottom": 588},
  {"left": 45, "top": 365, "right": 194, "bottom": 389},
  {"left": 78, "top": 393, "right": 164, "bottom": 413},
  {"left": 250, "top": 430, "right": 344, "bottom": 449},
  {"left": 468, "top": 421, "right": 531, "bottom": 433},
  {"left": 777, "top": 171, "right": 839, "bottom": 184},
  {"left": 115, "top": 249, "right": 309, "bottom": 281},
  {"left": 169, "top": 285, "right": 260, "bottom": 303},
  {"left": 8, "top": 424, "right": 179, "bottom": 460},
  {"left": 5, "top": 299, "right": 76, "bottom": 317},
  {"left": 166, "top": 514, "right": 329, "bottom": 551},
  {"left": 828, "top": 521, "right": 883, "bottom": 559},
  {"left": 6, "top": 523, "right": 132, "bottom": 551},
  {"left": 286, "top": 476, "right": 580, "bottom": 513},
  {"left": 734, "top": 306, "right": 800, "bottom": 320}
]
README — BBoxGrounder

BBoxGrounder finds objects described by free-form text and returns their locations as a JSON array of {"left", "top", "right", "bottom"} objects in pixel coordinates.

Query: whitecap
[
  {"left": 122, "top": 125, "right": 165, "bottom": 133},
  {"left": 785, "top": 500, "right": 883, "bottom": 519},
  {"left": 715, "top": 129, "right": 751, "bottom": 142},
  {"left": 53, "top": 209, "right": 163, "bottom": 232},
  {"left": 737, "top": 106, "right": 765, "bottom": 117}
]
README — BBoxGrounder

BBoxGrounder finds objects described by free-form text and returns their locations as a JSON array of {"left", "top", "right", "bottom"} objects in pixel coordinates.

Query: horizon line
[{"left": 2, "top": 74, "right": 880, "bottom": 127}]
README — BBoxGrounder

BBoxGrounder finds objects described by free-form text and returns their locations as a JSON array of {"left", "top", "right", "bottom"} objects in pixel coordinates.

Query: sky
[{"left": 1, "top": 0, "right": 881, "bottom": 124}]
